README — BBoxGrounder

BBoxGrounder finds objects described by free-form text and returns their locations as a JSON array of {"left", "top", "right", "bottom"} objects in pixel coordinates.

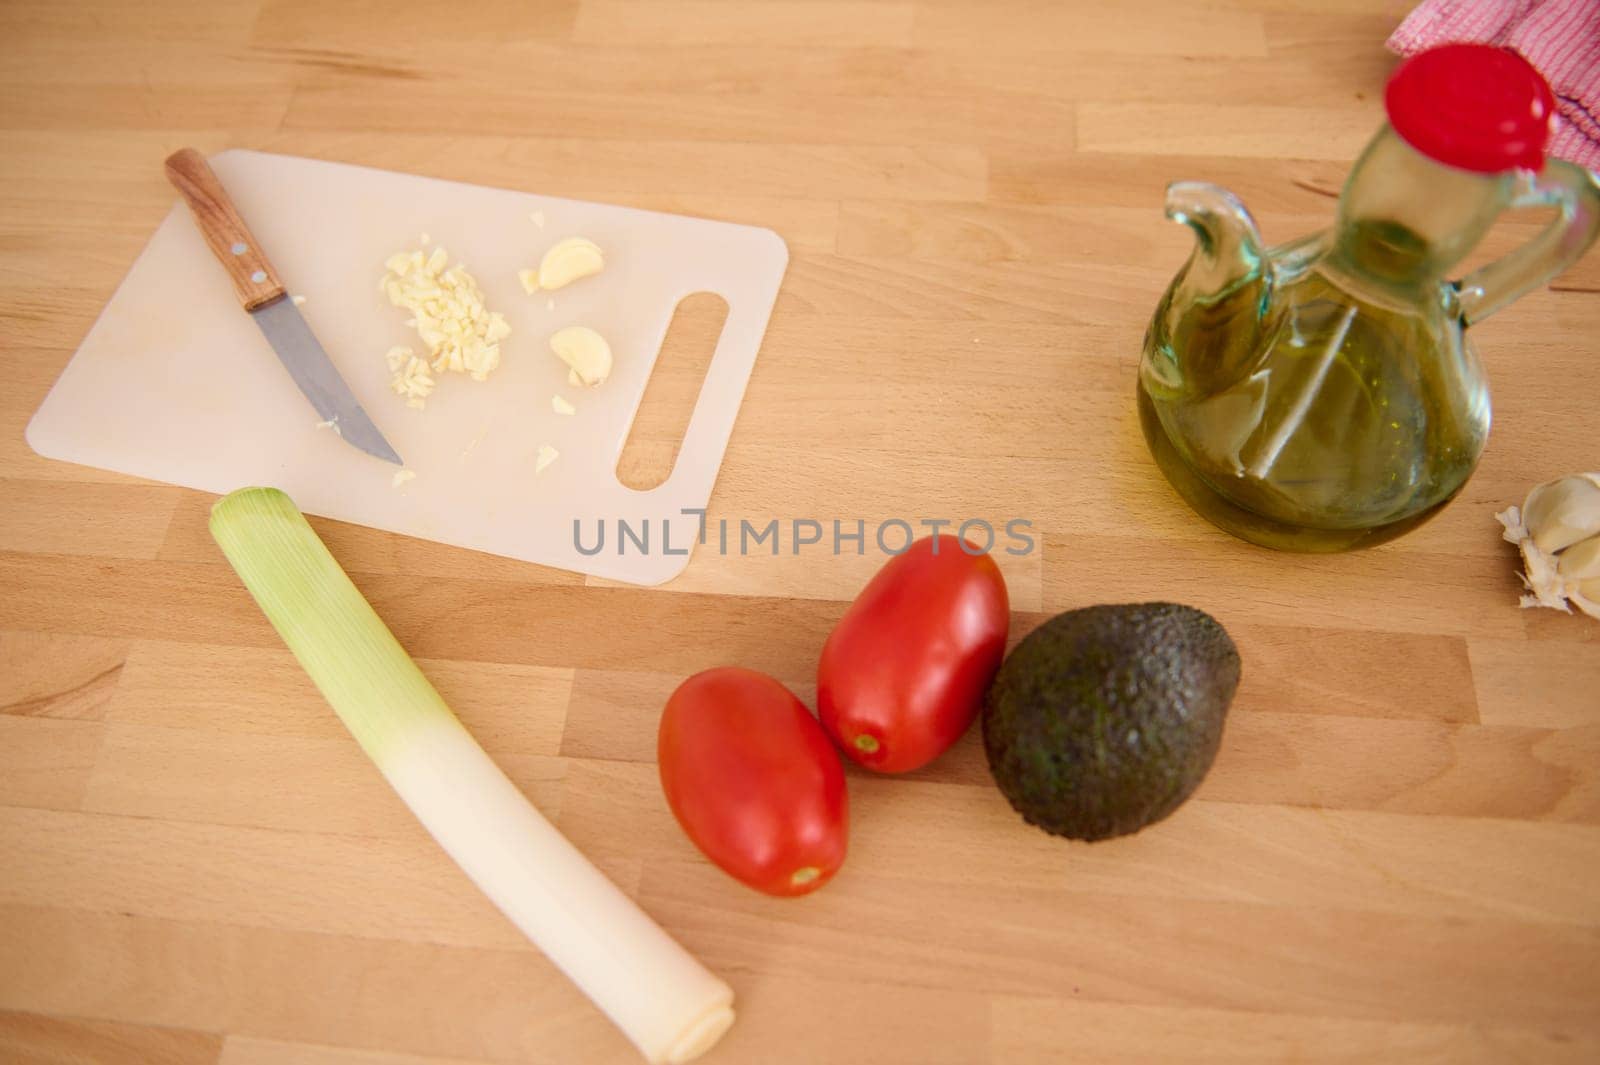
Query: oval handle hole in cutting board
[{"left": 617, "top": 291, "right": 729, "bottom": 491}]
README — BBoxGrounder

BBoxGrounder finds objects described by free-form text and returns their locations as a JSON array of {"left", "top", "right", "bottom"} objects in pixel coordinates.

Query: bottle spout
[
  {"left": 1146, "top": 182, "right": 1270, "bottom": 399},
  {"left": 1164, "top": 181, "right": 1266, "bottom": 300}
]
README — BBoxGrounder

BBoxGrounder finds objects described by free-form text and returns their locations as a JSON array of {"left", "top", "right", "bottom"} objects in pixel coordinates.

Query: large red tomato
[
  {"left": 658, "top": 667, "right": 847, "bottom": 897},
  {"left": 818, "top": 536, "right": 1010, "bottom": 773}
]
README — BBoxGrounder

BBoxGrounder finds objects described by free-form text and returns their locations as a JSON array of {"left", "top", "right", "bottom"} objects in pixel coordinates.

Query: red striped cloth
[{"left": 1388, "top": 0, "right": 1600, "bottom": 170}]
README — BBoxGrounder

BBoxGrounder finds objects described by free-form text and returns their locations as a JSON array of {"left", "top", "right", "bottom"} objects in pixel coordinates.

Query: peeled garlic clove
[
  {"left": 1521, "top": 473, "right": 1600, "bottom": 554},
  {"left": 537, "top": 237, "right": 604, "bottom": 291},
  {"left": 550, "top": 326, "right": 612, "bottom": 387},
  {"left": 517, "top": 268, "right": 540, "bottom": 295}
]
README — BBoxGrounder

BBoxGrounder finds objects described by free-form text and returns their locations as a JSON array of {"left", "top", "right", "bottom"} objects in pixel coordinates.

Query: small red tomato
[
  {"left": 658, "top": 667, "right": 847, "bottom": 897},
  {"left": 818, "top": 535, "right": 1010, "bottom": 773}
]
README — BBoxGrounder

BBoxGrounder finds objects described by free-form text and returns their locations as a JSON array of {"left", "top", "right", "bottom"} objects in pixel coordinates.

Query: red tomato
[
  {"left": 818, "top": 535, "right": 1010, "bottom": 773},
  {"left": 658, "top": 667, "right": 848, "bottom": 897}
]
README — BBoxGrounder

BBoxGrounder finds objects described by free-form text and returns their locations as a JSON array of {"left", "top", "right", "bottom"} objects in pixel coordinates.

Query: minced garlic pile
[{"left": 380, "top": 246, "right": 511, "bottom": 408}]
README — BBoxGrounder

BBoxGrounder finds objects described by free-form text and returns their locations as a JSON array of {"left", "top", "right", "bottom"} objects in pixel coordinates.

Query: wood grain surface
[{"left": 3, "top": 1, "right": 1598, "bottom": 1063}]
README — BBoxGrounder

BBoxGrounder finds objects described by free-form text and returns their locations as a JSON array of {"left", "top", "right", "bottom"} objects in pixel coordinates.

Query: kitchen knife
[{"left": 164, "top": 148, "right": 402, "bottom": 466}]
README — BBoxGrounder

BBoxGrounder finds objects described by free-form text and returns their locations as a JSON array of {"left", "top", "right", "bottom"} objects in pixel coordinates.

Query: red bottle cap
[{"left": 1385, "top": 44, "right": 1555, "bottom": 174}]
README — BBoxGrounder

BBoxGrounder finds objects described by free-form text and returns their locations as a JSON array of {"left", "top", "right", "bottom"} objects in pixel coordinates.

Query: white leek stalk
[{"left": 210, "top": 488, "right": 735, "bottom": 1064}]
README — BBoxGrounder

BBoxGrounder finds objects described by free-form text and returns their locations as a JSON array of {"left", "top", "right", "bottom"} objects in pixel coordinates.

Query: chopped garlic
[
  {"left": 419, "top": 232, "right": 431, "bottom": 246},
  {"left": 551, "top": 394, "right": 576, "bottom": 416},
  {"left": 530, "top": 210, "right": 546, "bottom": 228},
  {"left": 518, "top": 268, "right": 540, "bottom": 295},
  {"left": 535, "top": 444, "right": 559, "bottom": 475},
  {"left": 392, "top": 469, "right": 416, "bottom": 488},
  {"left": 314, "top": 415, "right": 342, "bottom": 436},
  {"left": 291, "top": 294, "right": 307, "bottom": 306},
  {"left": 537, "top": 236, "right": 605, "bottom": 291},
  {"left": 384, "top": 343, "right": 436, "bottom": 406},
  {"left": 380, "top": 245, "right": 510, "bottom": 408}
]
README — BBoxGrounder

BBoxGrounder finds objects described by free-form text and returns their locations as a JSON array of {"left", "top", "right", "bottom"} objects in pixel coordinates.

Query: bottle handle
[{"left": 1456, "top": 160, "right": 1600, "bottom": 326}]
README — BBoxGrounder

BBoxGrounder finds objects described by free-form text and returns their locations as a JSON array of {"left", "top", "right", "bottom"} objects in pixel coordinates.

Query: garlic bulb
[{"left": 1495, "top": 473, "right": 1600, "bottom": 619}]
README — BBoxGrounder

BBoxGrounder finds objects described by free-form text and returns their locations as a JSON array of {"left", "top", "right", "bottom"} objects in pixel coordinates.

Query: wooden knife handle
[{"left": 164, "top": 148, "right": 286, "bottom": 311}]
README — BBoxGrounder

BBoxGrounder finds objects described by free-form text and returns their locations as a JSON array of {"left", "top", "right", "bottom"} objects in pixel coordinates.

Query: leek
[{"left": 210, "top": 487, "right": 735, "bottom": 1064}]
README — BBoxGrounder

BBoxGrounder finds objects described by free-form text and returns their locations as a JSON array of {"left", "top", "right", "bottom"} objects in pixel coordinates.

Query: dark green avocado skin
[{"left": 982, "top": 603, "right": 1240, "bottom": 841}]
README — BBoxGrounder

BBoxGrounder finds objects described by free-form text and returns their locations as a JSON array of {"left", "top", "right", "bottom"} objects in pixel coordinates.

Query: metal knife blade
[
  {"left": 251, "top": 297, "right": 402, "bottom": 465},
  {"left": 163, "top": 148, "right": 402, "bottom": 467}
]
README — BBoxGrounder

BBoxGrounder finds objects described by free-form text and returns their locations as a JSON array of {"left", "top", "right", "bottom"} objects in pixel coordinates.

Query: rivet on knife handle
[{"left": 164, "top": 148, "right": 287, "bottom": 311}]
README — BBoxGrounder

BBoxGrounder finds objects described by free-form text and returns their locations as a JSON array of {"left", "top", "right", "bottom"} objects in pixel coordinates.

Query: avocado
[{"left": 982, "top": 602, "right": 1240, "bottom": 841}]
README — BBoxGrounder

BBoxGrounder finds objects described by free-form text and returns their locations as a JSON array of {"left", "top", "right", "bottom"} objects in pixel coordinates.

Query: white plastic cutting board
[{"left": 28, "top": 150, "right": 788, "bottom": 585}]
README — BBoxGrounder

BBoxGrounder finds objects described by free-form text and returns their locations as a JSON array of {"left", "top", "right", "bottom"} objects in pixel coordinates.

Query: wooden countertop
[{"left": 3, "top": 1, "right": 1598, "bottom": 1062}]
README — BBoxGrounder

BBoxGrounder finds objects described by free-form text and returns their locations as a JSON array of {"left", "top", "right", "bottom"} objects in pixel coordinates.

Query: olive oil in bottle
[{"left": 1135, "top": 46, "right": 1600, "bottom": 551}]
